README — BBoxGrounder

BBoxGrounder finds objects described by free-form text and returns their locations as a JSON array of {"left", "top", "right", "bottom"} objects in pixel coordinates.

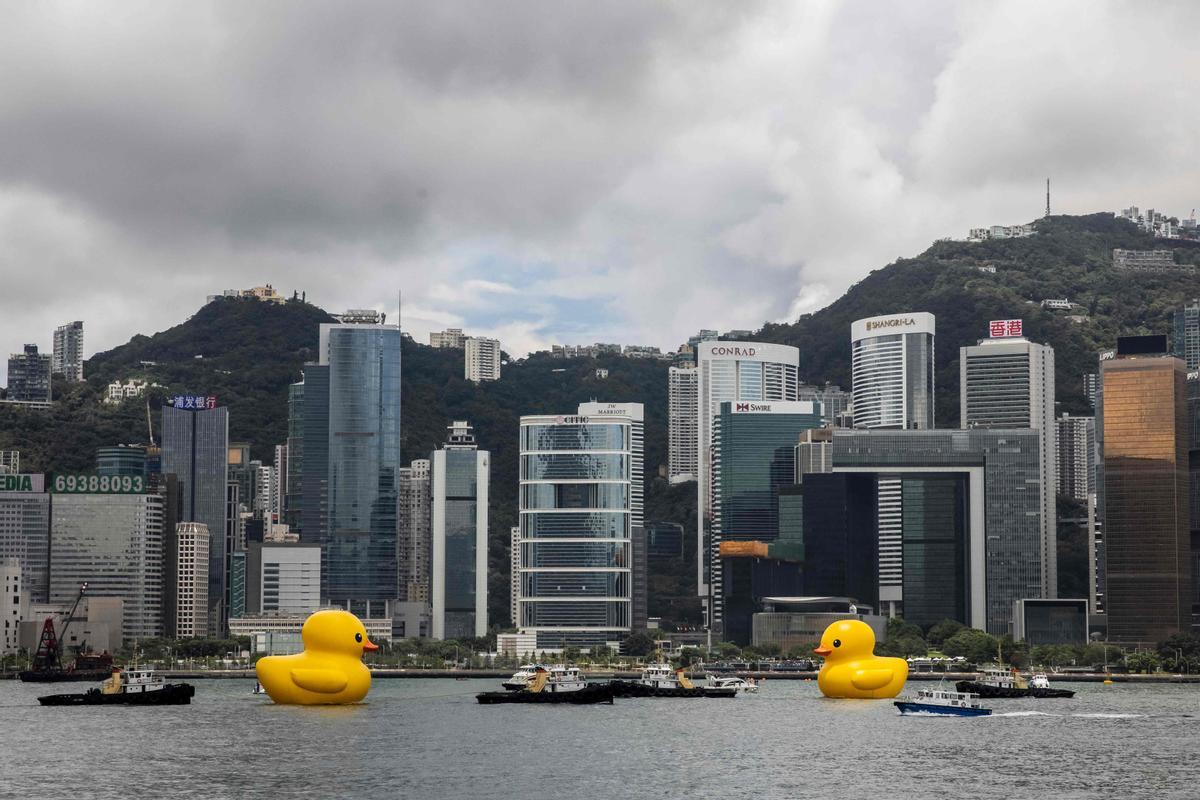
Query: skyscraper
[
  {"left": 317, "top": 313, "right": 402, "bottom": 611},
  {"left": 0, "top": 472, "right": 50, "bottom": 602},
  {"left": 961, "top": 332, "right": 1057, "bottom": 597},
  {"left": 1101, "top": 337, "right": 1191, "bottom": 643},
  {"left": 464, "top": 336, "right": 502, "bottom": 383},
  {"left": 709, "top": 400, "right": 821, "bottom": 636},
  {"left": 52, "top": 321, "right": 85, "bottom": 381},
  {"left": 668, "top": 365, "right": 699, "bottom": 484},
  {"left": 517, "top": 403, "right": 643, "bottom": 650},
  {"left": 173, "top": 522, "right": 210, "bottom": 639},
  {"left": 6, "top": 345, "right": 52, "bottom": 403},
  {"left": 161, "top": 404, "right": 229, "bottom": 634},
  {"left": 50, "top": 491, "right": 164, "bottom": 642},
  {"left": 430, "top": 421, "right": 489, "bottom": 639},
  {"left": 695, "top": 341, "right": 799, "bottom": 629},
  {"left": 850, "top": 313, "right": 936, "bottom": 430},
  {"left": 1056, "top": 414, "right": 1096, "bottom": 503},
  {"left": 1173, "top": 300, "right": 1200, "bottom": 370},
  {"left": 397, "top": 459, "right": 431, "bottom": 605}
]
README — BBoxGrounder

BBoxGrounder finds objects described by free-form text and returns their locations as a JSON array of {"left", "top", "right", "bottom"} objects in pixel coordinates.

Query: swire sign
[{"left": 988, "top": 319, "right": 1023, "bottom": 338}]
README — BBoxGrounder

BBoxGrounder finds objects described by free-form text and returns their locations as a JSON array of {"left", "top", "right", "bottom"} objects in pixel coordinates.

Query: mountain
[{"left": 3, "top": 212, "right": 1198, "bottom": 630}]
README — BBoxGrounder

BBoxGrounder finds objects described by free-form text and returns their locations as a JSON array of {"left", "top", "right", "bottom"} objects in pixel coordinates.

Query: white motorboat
[
  {"left": 502, "top": 664, "right": 541, "bottom": 691},
  {"left": 706, "top": 675, "right": 759, "bottom": 694},
  {"left": 895, "top": 688, "right": 991, "bottom": 717}
]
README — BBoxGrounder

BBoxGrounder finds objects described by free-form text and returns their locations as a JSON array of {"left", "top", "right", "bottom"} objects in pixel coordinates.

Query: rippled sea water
[{"left": 1, "top": 678, "right": 1197, "bottom": 799}]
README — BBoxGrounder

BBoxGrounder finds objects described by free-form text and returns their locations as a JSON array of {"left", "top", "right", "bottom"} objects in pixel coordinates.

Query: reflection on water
[{"left": 2, "top": 679, "right": 1198, "bottom": 799}]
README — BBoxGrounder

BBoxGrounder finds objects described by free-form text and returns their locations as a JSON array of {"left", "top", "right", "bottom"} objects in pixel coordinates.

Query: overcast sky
[{"left": 2, "top": 1, "right": 1197, "bottom": 383}]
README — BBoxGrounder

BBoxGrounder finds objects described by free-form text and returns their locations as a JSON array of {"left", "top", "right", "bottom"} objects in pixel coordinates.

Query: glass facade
[
  {"left": 322, "top": 325, "right": 401, "bottom": 605},
  {"left": 833, "top": 428, "right": 1043, "bottom": 634},
  {"left": 798, "top": 473, "right": 878, "bottom": 605},
  {"left": 0, "top": 491, "right": 50, "bottom": 602},
  {"left": 900, "top": 475, "right": 969, "bottom": 628},
  {"left": 298, "top": 366, "right": 329, "bottom": 543},
  {"left": 97, "top": 446, "right": 148, "bottom": 478},
  {"left": 49, "top": 493, "right": 164, "bottom": 641},
  {"left": 518, "top": 418, "right": 635, "bottom": 649},
  {"left": 1101, "top": 356, "right": 1191, "bottom": 643},
  {"left": 160, "top": 405, "right": 229, "bottom": 631},
  {"left": 851, "top": 321, "right": 935, "bottom": 431},
  {"left": 434, "top": 447, "right": 487, "bottom": 639}
]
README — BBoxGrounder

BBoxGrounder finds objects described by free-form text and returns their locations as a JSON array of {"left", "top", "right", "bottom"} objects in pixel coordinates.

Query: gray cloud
[{"left": 1, "top": 0, "right": 1196, "bottom": 381}]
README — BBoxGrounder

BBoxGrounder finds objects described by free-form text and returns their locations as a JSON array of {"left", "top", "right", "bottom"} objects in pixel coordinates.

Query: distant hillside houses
[
  {"left": 547, "top": 342, "right": 673, "bottom": 360},
  {"left": 1118, "top": 205, "right": 1199, "bottom": 240},
  {"left": 206, "top": 284, "right": 289, "bottom": 304},
  {"left": 967, "top": 223, "right": 1037, "bottom": 242}
]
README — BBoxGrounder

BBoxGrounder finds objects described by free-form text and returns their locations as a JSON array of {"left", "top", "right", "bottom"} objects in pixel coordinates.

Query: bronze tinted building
[{"left": 1101, "top": 338, "right": 1192, "bottom": 643}]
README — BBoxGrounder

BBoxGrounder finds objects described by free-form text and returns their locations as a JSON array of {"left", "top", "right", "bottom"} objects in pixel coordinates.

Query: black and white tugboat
[
  {"left": 38, "top": 668, "right": 196, "bottom": 706},
  {"left": 956, "top": 667, "right": 1074, "bottom": 699},
  {"left": 477, "top": 666, "right": 614, "bottom": 704},
  {"left": 609, "top": 664, "right": 737, "bottom": 698}
]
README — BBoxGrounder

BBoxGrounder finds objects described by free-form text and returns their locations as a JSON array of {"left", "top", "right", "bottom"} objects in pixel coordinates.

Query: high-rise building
[
  {"left": 245, "top": 542, "right": 321, "bottom": 615},
  {"left": 795, "top": 428, "right": 833, "bottom": 483},
  {"left": 0, "top": 472, "right": 50, "bottom": 603},
  {"left": 1, "top": 557, "right": 28, "bottom": 655},
  {"left": 668, "top": 365, "right": 699, "bottom": 483},
  {"left": 833, "top": 428, "right": 1044, "bottom": 634},
  {"left": 430, "top": 328, "right": 466, "bottom": 349},
  {"left": 50, "top": 491, "right": 164, "bottom": 642},
  {"left": 1101, "top": 337, "right": 1191, "bottom": 643},
  {"left": 578, "top": 402, "right": 644, "bottom": 524},
  {"left": 1084, "top": 373, "right": 1099, "bottom": 410},
  {"left": 52, "top": 321, "right": 85, "bottom": 381},
  {"left": 316, "top": 314, "right": 402, "bottom": 611},
  {"left": 273, "top": 444, "right": 288, "bottom": 522},
  {"left": 799, "top": 383, "right": 853, "bottom": 427},
  {"left": 517, "top": 403, "right": 643, "bottom": 650},
  {"left": 695, "top": 341, "right": 799, "bottom": 629},
  {"left": 1056, "top": 414, "right": 1096, "bottom": 503},
  {"left": 6, "top": 345, "right": 52, "bottom": 403},
  {"left": 509, "top": 525, "right": 520, "bottom": 627},
  {"left": 161, "top": 404, "right": 229, "bottom": 633},
  {"left": 173, "top": 522, "right": 210, "bottom": 639},
  {"left": 709, "top": 400, "right": 822, "bottom": 636},
  {"left": 464, "top": 336, "right": 501, "bottom": 383},
  {"left": 850, "top": 313, "right": 936, "bottom": 431},
  {"left": 431, "top": 421, "right": 489, "bottom": 639},
  {"left": 1173, "top": 300, "right": 1200, "bottom": 370},
  {"left": 97, "top": 445, "right": 147, "bottom": 478},
  {"left": 397, "top": 459, "right": 431, "bottom": 605},
  {"left": 0, "top": 451, "right": 18, "bottom": 474},
  {"left": 285, "top": 382, "right": 304, "bottom": 531},
  {"left": 961, "top": 332, "right": 1057, "bottom": 598}
]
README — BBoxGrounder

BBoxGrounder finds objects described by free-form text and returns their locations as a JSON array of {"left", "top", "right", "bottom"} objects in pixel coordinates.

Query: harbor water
[{"left": 1, "top": 678, "right": 1197, "bottom": 798}]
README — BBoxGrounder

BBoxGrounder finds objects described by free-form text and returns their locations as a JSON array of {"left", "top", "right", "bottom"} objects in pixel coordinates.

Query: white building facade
[
  {"left": 850, "top": 313, "right": 936, "bottom": 431},
  {"left": 695, "top": 341, "right": 799, "bottom": 628},
  {"left": 2, "top": 557, "right": 29, "bottom": 655},
  {"left": 52, "top": 321, "right": 85, "bottom": 382},
  {"left": 464, "top": 336, "right": 502, "bottom": 383},
  {"left": 175, "top": 521, "right": 210, "bottom": 639},
  {"left": 668, "top": 365, "right": 698, "bottom": 483}
]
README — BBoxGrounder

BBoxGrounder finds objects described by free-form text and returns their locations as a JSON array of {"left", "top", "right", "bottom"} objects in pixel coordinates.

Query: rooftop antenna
[{"left": 1045, "top": 178, "right": 1051, "bottom": 218}]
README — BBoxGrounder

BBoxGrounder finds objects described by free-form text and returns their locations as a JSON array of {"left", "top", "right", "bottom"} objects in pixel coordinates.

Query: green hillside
[{"left": 3, "top": 212, "right": 1197, "bottom": 630}]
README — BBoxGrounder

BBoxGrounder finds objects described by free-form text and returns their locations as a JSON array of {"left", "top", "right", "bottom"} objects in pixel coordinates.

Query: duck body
[
  {"left": 813, "top": 619, "right": 908, "bottom": 699},
  {"left": 255, "top": 610, "right": 377, "bottom": 705}
]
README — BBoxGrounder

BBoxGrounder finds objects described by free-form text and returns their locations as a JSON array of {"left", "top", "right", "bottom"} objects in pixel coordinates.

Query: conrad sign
[{"left": 851, "top": 312, "right": 936, "bottom": 342}]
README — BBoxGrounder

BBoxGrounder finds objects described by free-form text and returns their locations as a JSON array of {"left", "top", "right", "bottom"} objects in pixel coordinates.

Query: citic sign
[
  {"left": 866, "top": 317, "right": 916, "bottom": 332},
  {"left": 709, "top": 346, "right": 757, "bottom": 357}
]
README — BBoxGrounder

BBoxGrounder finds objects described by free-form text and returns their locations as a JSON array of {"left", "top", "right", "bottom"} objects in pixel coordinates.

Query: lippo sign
[{"left": 989, "top": 319, "right": 1023, "bottom": 338}]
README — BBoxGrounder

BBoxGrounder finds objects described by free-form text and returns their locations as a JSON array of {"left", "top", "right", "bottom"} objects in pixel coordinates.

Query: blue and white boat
[{"left": 894, "top": 688, "right": 991, "bottom": 717}]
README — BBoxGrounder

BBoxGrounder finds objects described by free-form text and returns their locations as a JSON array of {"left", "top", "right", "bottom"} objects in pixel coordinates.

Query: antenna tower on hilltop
[{"left": 1045, "top": 178, "right": 1051, "bottom": 218}]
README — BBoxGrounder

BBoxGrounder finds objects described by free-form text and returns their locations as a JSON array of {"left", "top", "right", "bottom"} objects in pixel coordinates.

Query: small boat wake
[
  {"left": 1071, "top": 712, "right": 1144, "bottom": 719},
  {"left": 990, "top": 710, "right": 1060, "bottom": 717}
]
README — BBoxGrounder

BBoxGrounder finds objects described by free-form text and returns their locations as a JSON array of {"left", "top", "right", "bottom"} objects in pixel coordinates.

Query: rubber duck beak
[
  {"left": 363, "top": 640, "right": 379, "bottom": 652},
  {"left": 813, "top": 645, "right": 832, "bottom": 656}
]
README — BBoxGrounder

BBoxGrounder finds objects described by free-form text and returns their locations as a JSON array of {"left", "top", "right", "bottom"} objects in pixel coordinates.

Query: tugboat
[
  {"left": 610, "top": 664, "right": 737, "bottom": 698},
  {"left": 477, "top": 666, "right": 614, "bottom": 704},
  {"left": 895, "top": 688, "right": 992, "bottom": 717},
  {"left": 956, "top": 667, "right": 1074, "bottom": 699},
  {"left": 38, "top": 669, "right": 196, "bottom": 706}
]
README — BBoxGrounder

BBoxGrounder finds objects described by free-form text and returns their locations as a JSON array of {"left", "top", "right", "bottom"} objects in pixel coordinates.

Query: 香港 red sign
[{"left": 988, "top": 319, "right": 1023, "bottom": 338}]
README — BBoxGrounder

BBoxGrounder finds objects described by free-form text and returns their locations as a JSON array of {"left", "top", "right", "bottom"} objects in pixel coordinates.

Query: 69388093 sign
[{"left": 52, "top": 474, "right": 145, "bottom": 494}]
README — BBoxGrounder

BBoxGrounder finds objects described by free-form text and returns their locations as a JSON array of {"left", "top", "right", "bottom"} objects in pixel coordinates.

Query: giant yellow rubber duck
[
  {"left": 813, "top": 619, "right": 907, "bottom": 699},
  {"left": 255, "top": 609, "right": 378, "bottom": 705}
]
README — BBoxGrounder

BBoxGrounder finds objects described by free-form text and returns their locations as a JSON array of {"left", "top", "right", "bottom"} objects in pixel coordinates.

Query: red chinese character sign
[{"left": 988, "top": 319, "right": 1023, "bottom": 338}]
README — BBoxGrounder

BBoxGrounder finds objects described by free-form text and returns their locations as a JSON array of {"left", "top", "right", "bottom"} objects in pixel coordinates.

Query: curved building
[{"left": 850, "top": 313, "right": 936, "bottom": 430}]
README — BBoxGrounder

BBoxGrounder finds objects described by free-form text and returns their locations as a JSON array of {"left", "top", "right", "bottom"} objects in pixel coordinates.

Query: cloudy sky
[{"left": 2, "top": 0, "right": 1197, "bottom": 382}]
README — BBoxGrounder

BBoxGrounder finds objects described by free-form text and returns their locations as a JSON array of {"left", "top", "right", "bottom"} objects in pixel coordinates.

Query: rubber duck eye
[
  {"left": 833, "top": 639, "right": 841, "bottom": 648},
  {"left": 355, "top": 633, "right": 363, "bottom": 643}
]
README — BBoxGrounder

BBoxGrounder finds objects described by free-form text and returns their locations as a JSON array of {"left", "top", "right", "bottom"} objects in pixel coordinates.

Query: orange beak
[
  {"left": 813, "top": 645, "right": 832, "bottom": 656},
  {"left": 363, "top": 639, "right": 379, "bottom": 652}
]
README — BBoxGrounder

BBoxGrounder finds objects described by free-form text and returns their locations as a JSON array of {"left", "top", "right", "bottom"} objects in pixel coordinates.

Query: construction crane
[{"left": 21, "top": 583, "right": 88, "bottom": 678}]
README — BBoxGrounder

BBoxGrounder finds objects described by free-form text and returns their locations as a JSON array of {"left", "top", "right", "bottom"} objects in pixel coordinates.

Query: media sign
[
  {"left": 0, "top": 474, "right": 45, "bottom": 493},
  {"left": 988, "top": 319, "right": 1023, "bottom": 338},
  {"left": 170, "top": 395, "right": 218, "bottom": 410},
  {"left": 51, "top": 474, "right": 146, "bottom": 494}
]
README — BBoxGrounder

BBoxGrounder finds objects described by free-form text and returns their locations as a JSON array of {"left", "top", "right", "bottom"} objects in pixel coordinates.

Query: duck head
[
  {"left": 301, "top": 609, "right": 379, "bottom": 658},
  {"left": 813, "top": 619, "right": 877, "bottom": 662}
]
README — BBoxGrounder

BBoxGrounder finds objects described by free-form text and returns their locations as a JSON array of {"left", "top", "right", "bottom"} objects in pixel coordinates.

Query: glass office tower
[
  {"left": 431, "top": 422, "right": 489, "bottom": 639},
  {"left": 850, "top": 313, "right": 936, "bottom": 430},
  {"left": 1101, "top": 346, "right": 1191, "bottom": 643},
  {"left": 161, "top": 404, "right": 229, "bottom": 634},
  {"left": 319, "top": 319, "right": 401, "bottom": 609},
  {"left": 518, "top": 406, "right": 642, "bottom": 650}
]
